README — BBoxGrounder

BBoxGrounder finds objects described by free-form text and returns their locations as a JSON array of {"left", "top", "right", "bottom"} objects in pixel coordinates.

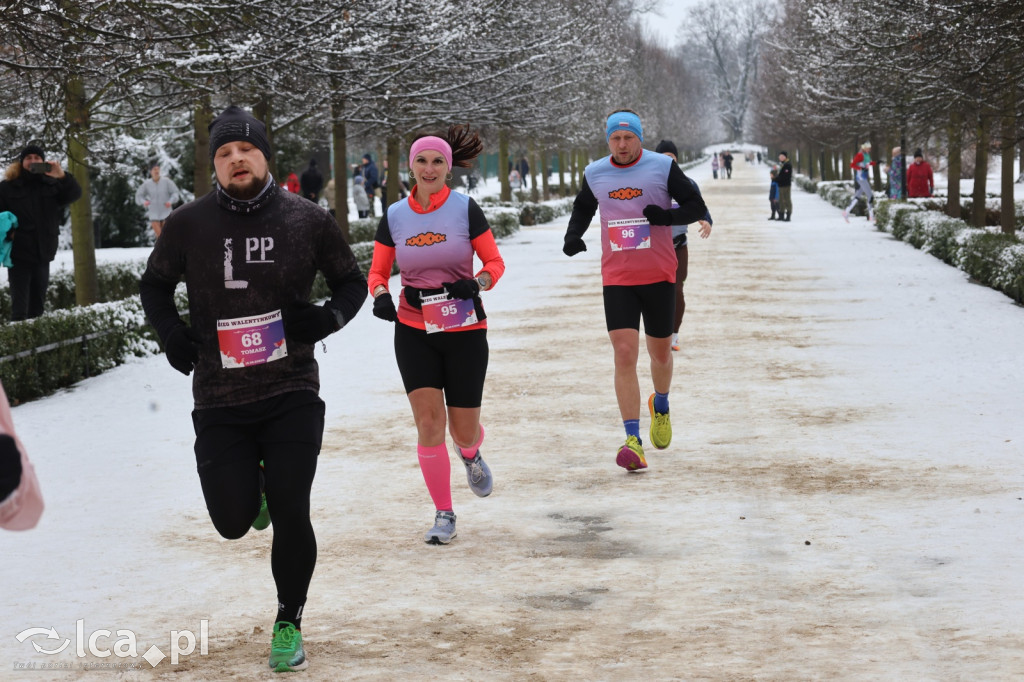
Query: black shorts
[
  {"left": 394, "top": 323, "right": 488, "bottom": 408},
  {"left": 192, "top": 390, "right": 326, "bottom": 472},
  {"left": 603, "top": 281, "right": 675, "bottom": 338}
]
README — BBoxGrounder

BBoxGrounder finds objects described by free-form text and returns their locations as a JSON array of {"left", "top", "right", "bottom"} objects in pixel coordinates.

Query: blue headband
[{"left": 606, "top": 112, "right": 643, "bottom": 142}]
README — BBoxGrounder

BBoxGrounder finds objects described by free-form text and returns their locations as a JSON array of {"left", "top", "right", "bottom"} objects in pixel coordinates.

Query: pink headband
[{"left": 409, "top": 136, "right": 452, "bottom": 171}]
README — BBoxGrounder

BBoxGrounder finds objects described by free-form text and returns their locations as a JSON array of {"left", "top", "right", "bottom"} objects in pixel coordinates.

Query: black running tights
[{"left": 192, "top": 391, "right": 325, "bottom": 615}]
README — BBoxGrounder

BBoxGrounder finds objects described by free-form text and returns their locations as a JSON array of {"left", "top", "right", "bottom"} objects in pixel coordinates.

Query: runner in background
[
  {"left": 562, "top": 111, "right": 706, "bottom": 472},
  {"left": 654, "top": 140, "right": 713, "bottom": 352},
  {"left": 139, "top": 105, "right": 367, "bottom": 673},
  {"left": 367, "top": 125, "right": 505, "bottom": 545}
]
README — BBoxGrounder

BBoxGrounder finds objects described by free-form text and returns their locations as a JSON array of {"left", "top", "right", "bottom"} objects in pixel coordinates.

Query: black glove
[
  {"left": 285, "top": 300, "right": 343, "bottom": 344},
  {"left": 563, "top": 235, "right": 586, "bottom": 256},
  {"left": 164, "top": 325, "right": 202, "bottom": 376},
  {"left": 442, "top": 278, "right": 480, "bottom": 300},
  {"left": 372, "top": 294, "right": 397, "bottom": 322},
  {"left": 643, "top": 204, "right": 672, "bottom": 226}
]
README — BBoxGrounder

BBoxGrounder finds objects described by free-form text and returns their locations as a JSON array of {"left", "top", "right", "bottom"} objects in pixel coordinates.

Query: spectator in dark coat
[
  {"left": 361, "top": 154, "right": 379, "bottom": 217},
  {"left": 516, "top": 157, "right": 530, "bottom": 190},
  {"left": 299, "top": 158, "right": 323, "bottom": 202},
  {"left": 776, "top": 151, "right": 793, "bottom": 221},
  {"left": 0, "top": 143, "right": 82, "bottom": 320}
]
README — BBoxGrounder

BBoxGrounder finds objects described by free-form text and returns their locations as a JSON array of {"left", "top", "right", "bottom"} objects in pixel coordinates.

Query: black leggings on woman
[{"left": 192, "top": 390, "right": 325, "bottom": 626}]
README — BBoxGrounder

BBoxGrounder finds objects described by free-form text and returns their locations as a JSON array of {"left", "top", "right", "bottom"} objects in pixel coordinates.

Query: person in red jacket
[{"left": 907, "top": 148, "right": 934, "bottom": 198}]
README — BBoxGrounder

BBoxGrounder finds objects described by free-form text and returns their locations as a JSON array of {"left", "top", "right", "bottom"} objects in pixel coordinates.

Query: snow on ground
[{"left": 2, "top": 157, "right": 1023, "bottom": 681}]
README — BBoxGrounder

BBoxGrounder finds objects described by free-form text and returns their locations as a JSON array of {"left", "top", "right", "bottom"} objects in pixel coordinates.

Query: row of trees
[
  {"left": 750, "top": 0, "right": 1024, "bottom": 233},
  {"left": 0, "top": 0, "right": 719, "bottom": 306}
]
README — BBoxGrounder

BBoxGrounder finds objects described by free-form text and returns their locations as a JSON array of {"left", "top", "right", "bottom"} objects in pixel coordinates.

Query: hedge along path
[{"left": 143, "top": 158, "right": 1021, "bottom": 680}]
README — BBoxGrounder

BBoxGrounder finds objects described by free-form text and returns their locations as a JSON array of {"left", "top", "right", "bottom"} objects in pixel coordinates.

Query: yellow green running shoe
[
  {"left": 269, "top": 621, "right": 307, "bottom": 672},
  {"left": 648, "top": 393, "right": 672, "bottom": 450},
  {"left": 616, "top": 435, "right": 648, "bottom": 471}
]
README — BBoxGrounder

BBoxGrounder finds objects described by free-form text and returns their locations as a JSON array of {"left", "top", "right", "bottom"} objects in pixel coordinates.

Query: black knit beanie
[
  {"left": 208, "top": 106, "right": 271, "bottom": 160},
  {"left": 654, "top": 140, "right": 678, "bottom": 157},
  {"left": 19, "top": 144, "right": 45, "bottom": 162}
]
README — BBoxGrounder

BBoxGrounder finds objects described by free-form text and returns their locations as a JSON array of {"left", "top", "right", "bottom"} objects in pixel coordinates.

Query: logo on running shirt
[
  {"left": 608, "top": 187, "right": 643, "bottom": 201},
  {"left": 406, "top": 232, "right": 446, "bottom": 247}
]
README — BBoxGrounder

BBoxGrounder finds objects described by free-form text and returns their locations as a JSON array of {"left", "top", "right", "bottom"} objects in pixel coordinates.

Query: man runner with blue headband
[{"left": 562, "top": 109, "right": 707, "bottom": 472}]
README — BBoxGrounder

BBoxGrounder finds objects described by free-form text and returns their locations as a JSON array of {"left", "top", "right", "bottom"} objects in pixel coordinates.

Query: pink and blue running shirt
[
  {"left": 583, "top": 151, "right": 676, "bottom": 286},
  {"left": 368, "top": 188, "right": 504, "bottom": 330}
]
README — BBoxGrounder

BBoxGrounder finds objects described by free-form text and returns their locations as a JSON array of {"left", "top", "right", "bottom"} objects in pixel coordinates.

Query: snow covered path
[{"left": 2, "top": 158, "right": 1023, "bottom": 680}]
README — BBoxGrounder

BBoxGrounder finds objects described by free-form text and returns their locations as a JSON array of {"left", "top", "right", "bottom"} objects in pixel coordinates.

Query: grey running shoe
[
  {"left": 456, "top": 447, "right": 493, "bottom": 497},
  {"left": 424, "top": 510, "right": 457, "bottom": 545}
]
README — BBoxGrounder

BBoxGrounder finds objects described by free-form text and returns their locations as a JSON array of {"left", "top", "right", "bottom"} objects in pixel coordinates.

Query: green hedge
[
  {"left": 0, "top": 297, "right": 166, "bottom": 404},
  {"left": 0, "top": 260, "right": 149, "bottom": 321},
  {"left": 860, "top": 198, "right": 1024, "bottom": 304}
]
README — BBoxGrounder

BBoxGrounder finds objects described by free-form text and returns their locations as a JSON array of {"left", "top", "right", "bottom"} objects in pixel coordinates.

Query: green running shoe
[
  {"left": 252, "top": 492, "right": 271, "bottom": 531},
  {"left": 269, "top": 621, "right": 307, "bottom": 672},
  {"left": 648, "top": 393, "right": 672, "bottom": 450},
  {"left": 252, "top": 461, "right": 271, "bottom": 531}
]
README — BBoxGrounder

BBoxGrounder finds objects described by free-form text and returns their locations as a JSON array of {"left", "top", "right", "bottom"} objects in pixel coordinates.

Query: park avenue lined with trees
[{"left": 1, "top": 0, "right": 1021, "bottom": 302}]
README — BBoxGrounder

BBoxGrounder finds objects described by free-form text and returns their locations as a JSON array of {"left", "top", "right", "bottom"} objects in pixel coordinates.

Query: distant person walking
[
  {"left": 776, "top": 151, "right": 793, "bottom": 221},
  {"left": 768, "top": 168, "right": 780, "bottom": 220},
  {"left": 886, "top": 147, "right": 904, "bottom": 200},
  {"left": 135, "top": 164, "right": 180, "bottom": 239},
  {"left": 361, "top": 154, "right": 379, "bottom": 216},
  {"left": 711, "top": 154, "right": 719, "bottom": 179},
  {"left": 844, "top": 142, "right": 876, "bottom": 222},
  {"left": 299, "top": 158, "right": 323, "bottom": 203}
]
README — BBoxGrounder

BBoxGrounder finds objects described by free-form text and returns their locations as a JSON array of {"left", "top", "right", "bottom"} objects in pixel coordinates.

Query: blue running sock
[
  {"left": 624, "top": 419, "right": 640, "bottom": 440},
  {"left": 654, "top": 391, "right": 669, "bottom": 414}
]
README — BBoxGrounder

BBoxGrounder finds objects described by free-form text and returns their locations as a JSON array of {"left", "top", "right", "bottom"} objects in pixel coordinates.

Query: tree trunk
[
  {"left": 193, "top": 95, "right": 213, "bottom": 197},
  {"left": 499, "top": 128, "right": 510, "bottom": 202},
  {"left": 972, "top": 111, "right": 989, "bottom": 228},
  {"left": 528, "top": 139, "right": 539, "bottom": 203},
  {"left": 387, "top": 134, "right": 400, "bottom": 207},
  {"left": 947, "top": 111, "right": 962, "bottom": 217},
  {"left": 841, "top": 145, "right": 851, "bottom": 181},
  {"left": 252, "top": 95, "right": 274, "bottom": 179},
  {"left": 1000, "top": 81, "right": 1016, "bottom": 234},
  {"left": 541, "top": 149, "right": 551, "bottom": 200},
  {"left": 65, "top": 73, "right": 98, "bottom": 307},
  {"left": 870, "top": 131, "right": 882, "bottom": 191},
  {"left": 558, "top": 151, "right": 567, "bottom": 196},
  {"left": 330, "top": 99, "right": 349, "bottom": 240},
  {"left": 571, "top": 149, "right": 582, "bottom": 194}
]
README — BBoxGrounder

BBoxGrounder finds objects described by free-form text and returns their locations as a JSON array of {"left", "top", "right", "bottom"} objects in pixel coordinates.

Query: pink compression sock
[
  {"left": 457, "top": 424, "right": 485, "bottom": 460},
  {"left": 417, "top": 443, "right": 452, "bottom": 511}
]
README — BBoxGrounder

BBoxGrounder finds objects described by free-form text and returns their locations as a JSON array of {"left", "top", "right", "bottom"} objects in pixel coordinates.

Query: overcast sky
[{"left": 639, "top": 0, "right": 704, "bottom": 45}]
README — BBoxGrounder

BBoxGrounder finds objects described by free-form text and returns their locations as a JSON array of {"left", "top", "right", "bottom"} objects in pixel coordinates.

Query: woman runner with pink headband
[{"left": 367, "top": 125, "right": 505, "bottom": 545}]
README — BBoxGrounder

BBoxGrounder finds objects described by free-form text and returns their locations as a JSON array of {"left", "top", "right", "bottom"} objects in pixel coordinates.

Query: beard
[{"left": 222, "top": 170, "right": 268, "bottom": 201}]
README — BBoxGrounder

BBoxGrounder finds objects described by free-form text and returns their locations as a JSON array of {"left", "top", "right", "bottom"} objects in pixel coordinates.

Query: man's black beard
[{"left": 223, "top": 173, "right": 268, "bottom": 201}]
